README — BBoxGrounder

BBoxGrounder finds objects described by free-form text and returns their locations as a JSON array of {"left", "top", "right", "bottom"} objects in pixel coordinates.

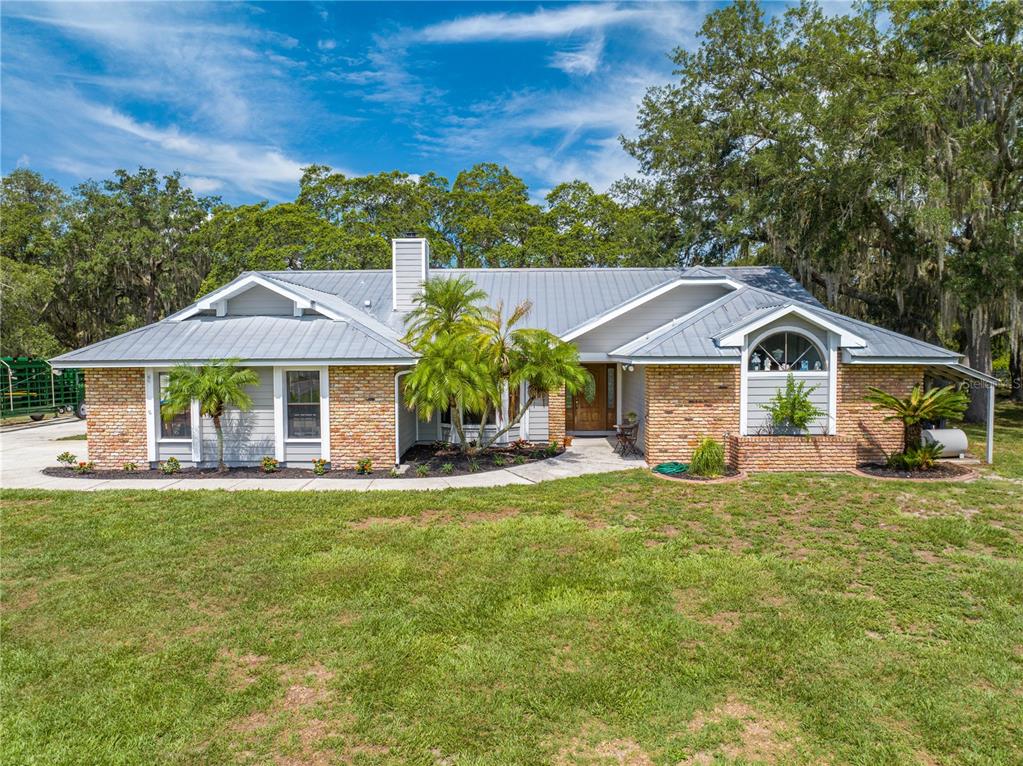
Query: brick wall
[
  {"left": 329, "top": 366, "right": 397, "bottom": 469},
  {"left": 837, "top": 363, "right": 923, "bottom": 462},
  {"left": 548, "top": 387, "right": 566, "bottom": 445},
  {"left": 644, "top": 365, "right": 740, "bottom": 465},
  {"left": 728, "top": 435, "right": 858, "bottom": 471},
  {"left": 85, "top": 368, "right": 148, "bottom": 469}
]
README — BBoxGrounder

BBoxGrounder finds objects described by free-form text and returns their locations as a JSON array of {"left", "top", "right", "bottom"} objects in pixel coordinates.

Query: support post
[{"left": 986, "top": 383, "right": 995, "bottom": 465}]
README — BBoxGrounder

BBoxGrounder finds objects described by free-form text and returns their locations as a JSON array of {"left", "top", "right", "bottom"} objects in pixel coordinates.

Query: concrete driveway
[{"left": 0, "top": 423, "right": 645, "bottom": 491}]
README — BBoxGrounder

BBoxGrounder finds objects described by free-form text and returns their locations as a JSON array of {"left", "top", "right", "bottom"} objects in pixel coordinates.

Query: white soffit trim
[
  {"left": 561, "top": 278, "right": 742, "bottom": 342},
  {"left": 169, "top": 274, "right": 343, "bottom": 322},
  {"left": 717, "top": 305, "right": 866, "bottom": 348},
  {"left": 609, "top": 289, "right": 741, "bottom": 357},
  {"left": 840, "top": 352, "right": 961, "bottom": 366}
]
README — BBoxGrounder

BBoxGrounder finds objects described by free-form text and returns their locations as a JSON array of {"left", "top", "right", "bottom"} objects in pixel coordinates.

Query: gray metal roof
[
  {"left": 51, "top": 264, "right": 961, "bottom": 367},
  {"left": 50, "top": 315, "right": 414, "bottom": 366},
  {"left": 611, "top": 285, "right": 962, "bottom": 362}
]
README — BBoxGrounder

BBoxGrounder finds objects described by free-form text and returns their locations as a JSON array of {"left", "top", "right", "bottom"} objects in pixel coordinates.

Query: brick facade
[
  {"left": 728, "top": 435, "right": 858, "bottom": 472},
  {"left": 548, "top": 387, "right": 567, "bottom": 445},
  {"left": 837, "top": 363, "right": 923, "bottom": 463},
  {"left": 643, "top": 365, "right": 740, "bottom": 466},
  {"left": 85, "top": 368, "right": 148, "bottom": 469},
  {"left": 328, "top": 365, "right": 397, "bottom": 469}
]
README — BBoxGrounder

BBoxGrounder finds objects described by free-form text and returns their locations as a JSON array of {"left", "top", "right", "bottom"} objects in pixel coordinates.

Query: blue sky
[{"left": 2, "top": 2, "right": 728, "bottom": 203}]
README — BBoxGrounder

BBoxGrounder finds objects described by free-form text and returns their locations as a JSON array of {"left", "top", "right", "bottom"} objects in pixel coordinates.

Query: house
[{"left": 50, "top": 237, "right": 997, "bottom": 472}]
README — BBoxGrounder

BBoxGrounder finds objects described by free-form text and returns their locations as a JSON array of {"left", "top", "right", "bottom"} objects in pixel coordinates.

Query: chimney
[{"left": 391, "top": 236, "right": 430, "bottom": 312}]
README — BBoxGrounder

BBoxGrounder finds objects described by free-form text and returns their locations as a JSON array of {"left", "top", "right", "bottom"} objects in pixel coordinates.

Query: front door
[{"left": 568, "top": 364, "right": 616, "bottom": 431}]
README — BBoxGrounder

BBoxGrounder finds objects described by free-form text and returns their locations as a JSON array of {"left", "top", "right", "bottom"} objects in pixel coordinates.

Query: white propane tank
[{"left": 922, "top": 428, "right": 968, "bottom": 458}]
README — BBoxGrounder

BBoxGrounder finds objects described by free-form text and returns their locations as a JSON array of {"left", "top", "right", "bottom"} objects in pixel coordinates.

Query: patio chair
[{"left": 615, "top": 420, "right": 641, "bottom": 458}]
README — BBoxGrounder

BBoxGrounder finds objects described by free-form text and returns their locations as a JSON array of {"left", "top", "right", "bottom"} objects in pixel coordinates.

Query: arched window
[{"left": 748, "top": 332, "right": 825, "bottom": 372}]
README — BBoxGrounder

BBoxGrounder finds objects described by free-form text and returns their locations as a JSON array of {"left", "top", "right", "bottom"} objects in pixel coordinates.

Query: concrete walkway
[{"left": 0, "top": 421, "right": 645, "bottom": 491}]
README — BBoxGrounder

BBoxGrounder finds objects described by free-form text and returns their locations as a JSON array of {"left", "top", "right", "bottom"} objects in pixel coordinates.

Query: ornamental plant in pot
[{"left": 762, "top": 374, "right": 825, "bottom": 435}]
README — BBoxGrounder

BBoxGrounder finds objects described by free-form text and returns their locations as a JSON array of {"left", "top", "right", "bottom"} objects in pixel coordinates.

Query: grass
[
  {"left": 2, "top": 413, "right": 1022, "bottom": 765},
  {"left": 961, "top": 398, "right": 1023, "bottom": 479},
  {"left": 55, "top": 432, "right": 87, "bottom": 441}
]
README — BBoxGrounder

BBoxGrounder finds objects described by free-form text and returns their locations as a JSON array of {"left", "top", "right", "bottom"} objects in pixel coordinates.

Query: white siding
[
  {"left": 200, "top": 367, "right": 275, "bottom": 465},
  {"left": 284, "top": 441, "right": 321, "bottom": 465},
  {"left": 392, "top": 239, "right": 429, "bottom": 311},
  {"left": 620, "top": 366, "right": 646, "bottom": 451},
  {"left": 746, "top": 373, "right": 829, "bottom": 435},
  {"left": 573, "top": 284, "right": 729, "bottom": 353},
  {"left": 397, "top": 379, "right": 418, "bottom": 460},
  {"left": 526, "top": 395, "right": 550, "bottom": 442},
  {"left": 226, "top": 285, "right": 295, "bottom": 316}
]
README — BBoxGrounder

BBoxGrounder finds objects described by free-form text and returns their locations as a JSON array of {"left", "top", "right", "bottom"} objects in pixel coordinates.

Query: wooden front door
[{"left": 567, "top": 364, "right": 616, "bottom": 432}]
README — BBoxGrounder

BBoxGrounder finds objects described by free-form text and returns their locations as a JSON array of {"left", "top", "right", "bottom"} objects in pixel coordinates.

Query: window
[
  {"left": 748, "top": 332, "right": 825, "bottom": 372},
  {"left": 159, "top": 372, "right": 191, "bottom": 440},
  {"left": 286, "top": 371, "right": 320, "bottom": 439}
]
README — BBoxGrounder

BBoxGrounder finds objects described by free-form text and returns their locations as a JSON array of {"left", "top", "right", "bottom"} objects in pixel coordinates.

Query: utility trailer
[{"left": 0, "top": 357, "right": 86, "bottom": 421}]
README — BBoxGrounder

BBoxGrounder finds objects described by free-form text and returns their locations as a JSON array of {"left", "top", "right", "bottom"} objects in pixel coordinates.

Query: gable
[
  {"left": 573, "top": 283, "right": 731, "bottom": 353},
  {"left": 226, "top": 285, "right": 297, "bottom": 316}
]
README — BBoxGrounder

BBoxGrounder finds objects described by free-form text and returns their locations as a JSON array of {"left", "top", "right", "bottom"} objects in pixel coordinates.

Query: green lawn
[
  {"left": 962, "top": 398, "right": 1023, "bottom": 480},
  {"left": 3, "top": 417, "right": 1022, "bottom": 765}
]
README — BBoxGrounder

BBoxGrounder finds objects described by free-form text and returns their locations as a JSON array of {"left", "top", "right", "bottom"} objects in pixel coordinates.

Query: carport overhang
[{"left": 924, "top": 362, "right": 999, "bottom": 465}]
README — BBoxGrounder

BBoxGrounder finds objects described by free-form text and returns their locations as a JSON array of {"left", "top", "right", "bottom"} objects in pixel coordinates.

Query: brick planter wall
[
  {"left": 84, "top": 368, "right": 148, "bottom": 469},
  {"left": 644, "top": 365, "right": 740, "bottom": 465},
  {"left": 329, "top": 366, "right": 398, "bottom": 469},
  {"left": 728, "top": 434, "right": 858, "bottom": 472},
  {"left": 837, "top": 363, "right": 923, "bottom": 463}
]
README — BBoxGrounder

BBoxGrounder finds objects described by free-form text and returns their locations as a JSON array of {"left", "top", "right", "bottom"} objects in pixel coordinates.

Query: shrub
[
  {"left": 545, "top": 440, "right": 559, "bottom": 457},
  {"left": 865, "top": 384, "right": 968, "bottom": 450},
  {"left": 690, "top": 437, "right": 725, "bottom": 478},
  {"left": 57, "top": 451, "right": 77, "bottom": 467},
  {"left": 123, "top": 462, "right": 138, "bottom": 472},
  {"left": 468, "top": 458, "right": 481, "bottom": 473},
  {"left": 160, "top": 457, "right": 181, "bottom": 475},
  {"left": 261, "top": 456, "right": 279, "bottom": 473},
  {"left": 493, "top": 455, "right": 506, "bottom": 466},
  {"left": 513, "top": 455, "right": 526, "bottom": 465},
  {"left": 416, "top": 464, "right": 430, "bottom": 477},
  {"left": 388, "top": 467, "right": 400, "bottom": 478},
  {"left": 74, "top": 460, "right": 95, "bottom": 474},
  {"left": 762, "top": 374, "right": 824, "bottom": 433},
  {"left": 511, "top": 438, "right": 530, "bottom": 450},
  {"left": 441, "top": 462, "right": 454, "bottom": 475},
  {"left": 887, "top": 443, "right": 943, "bottom": 471},
  {"left": 311, "top": 458, "right": 328, "bottom": 476},
  {"left": 355, "top": 458, "right": 373, "bottom": 475}
]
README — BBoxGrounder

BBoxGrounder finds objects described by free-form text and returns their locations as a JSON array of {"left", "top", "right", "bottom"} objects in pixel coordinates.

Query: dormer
[{"left": 392, "top": 237, "right": 430, "bottom": 312}]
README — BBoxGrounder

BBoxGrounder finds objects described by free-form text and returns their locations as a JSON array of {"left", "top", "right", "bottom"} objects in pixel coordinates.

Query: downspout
[{"left": 394, "top": 369, "right": 412, "bottom": 466}]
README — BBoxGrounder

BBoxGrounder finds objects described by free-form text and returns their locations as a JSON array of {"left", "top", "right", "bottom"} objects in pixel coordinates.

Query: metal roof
[{"left": 51, "top": 264, "right": 964, "bottom": 367}]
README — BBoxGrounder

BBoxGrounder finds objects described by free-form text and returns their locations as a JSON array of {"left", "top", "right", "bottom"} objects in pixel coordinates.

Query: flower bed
[
  {"left": 854, "top": 462, "right": 976, "bottom": 481},
  {"left": 42, "top": 441, "right": 564, "bottom": 480}
]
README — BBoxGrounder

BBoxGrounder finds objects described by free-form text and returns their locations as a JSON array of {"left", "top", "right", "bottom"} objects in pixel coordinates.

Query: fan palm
[
  {"left": 864, "top": 384, "right": 968, "bottom": 451},
  {"left": 161, "top": 360, "right": 260, "bottom": 471}
]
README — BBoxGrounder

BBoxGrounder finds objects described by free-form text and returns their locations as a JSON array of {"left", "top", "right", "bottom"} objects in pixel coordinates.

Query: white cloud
[
  {"left": 318, "top": 38, "right": 337, "bottom": 51},
  {"left": 181, "top": 176, "right": 224, "bottom": 194},
  {"left": 549, "top": 36, "right": 604, "bottom": 75},
  {"left": 16, "top": 154, "right": 31, "bottom": 167},
  {"left": 418, "top": 3, "right": 678, "bottom": 43}
]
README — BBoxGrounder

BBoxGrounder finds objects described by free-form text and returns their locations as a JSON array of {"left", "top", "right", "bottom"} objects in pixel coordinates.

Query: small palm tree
[
  {"left": 402, "top": 276, "right": 486, "bottom": 347},
  {"left": 403, "top": 332, "right": 497, "bottom": 451},
  {"left": 864, "top": 384, "right": 968, "bottom": 451},
  {"left": 162, "top": 359, "right": 260, "bottom": 471}
]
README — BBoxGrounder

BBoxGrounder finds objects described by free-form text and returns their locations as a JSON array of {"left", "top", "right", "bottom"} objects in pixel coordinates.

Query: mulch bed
[
  {"left": 856, "top": 461, "right": 976, "bottom": 480},
  {"left": 42, "top": 441, "right": 564, "bottom": 481}
]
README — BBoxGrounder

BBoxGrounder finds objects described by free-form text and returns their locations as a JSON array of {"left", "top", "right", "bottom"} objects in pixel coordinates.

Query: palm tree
[
  {"left": 403, "top": 333, "right": 497, "bottom": 451},
  {"left": 864, "top": 384, "right": 968, "bottom": 451},
  {"left": 477, "top": 328, "right": 592, "bottom": 449},
  {"left": 402, "top": 276, "right": 486, "bottom": 348},
  {"left": 162, "top": 360, "right": 260, "bottom": 471}
]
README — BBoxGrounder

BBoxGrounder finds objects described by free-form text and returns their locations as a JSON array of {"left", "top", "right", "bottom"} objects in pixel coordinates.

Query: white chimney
[{"left": 391, "top": 237, "right": 430, "bottom": 312}]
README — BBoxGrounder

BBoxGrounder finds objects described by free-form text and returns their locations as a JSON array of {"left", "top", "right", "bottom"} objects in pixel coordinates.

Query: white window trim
[
  {"left": 740, "top": 326, "right": 837, "bottom": 436},
  {"left": 275, "top": 366, "right": 329, "bottom": 462},
  {"left": 148, "top": 368, "right": 199, "bottom": 458}
]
